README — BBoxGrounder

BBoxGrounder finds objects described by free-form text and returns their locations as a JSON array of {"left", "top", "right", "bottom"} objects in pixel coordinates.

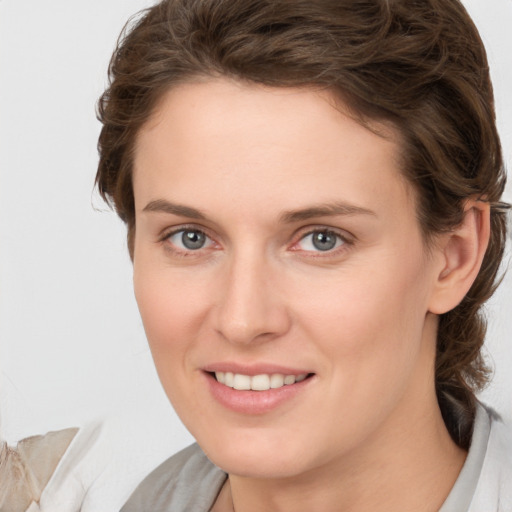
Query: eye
[
  {"left": 296, "top": 230, "right": 346, "bottom": 252},
  {"left": 167, "top": 228, "right": 214, "bottom": 251}
]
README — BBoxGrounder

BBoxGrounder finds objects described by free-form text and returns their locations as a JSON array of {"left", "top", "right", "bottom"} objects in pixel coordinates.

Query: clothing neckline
[{"left": 438, "top": 402, "right": 491, "bottom": 512}]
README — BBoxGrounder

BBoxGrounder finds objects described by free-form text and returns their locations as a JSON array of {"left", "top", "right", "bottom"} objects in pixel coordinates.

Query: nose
[{"left": 214, "top": 250, "right": 291, "bottom": 345}]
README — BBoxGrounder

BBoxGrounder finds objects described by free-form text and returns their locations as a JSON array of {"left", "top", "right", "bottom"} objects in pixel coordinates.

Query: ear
[{"left": 428, "top": 199, "right": 490, "bottom": 315}]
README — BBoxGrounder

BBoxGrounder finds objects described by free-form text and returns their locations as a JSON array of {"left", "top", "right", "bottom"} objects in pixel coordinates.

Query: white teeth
[
  {"left": 270, "top": 374, "right": 284, "bottom": 388},
  {"left": 214, "top": 372, "right": 308, "bottom": 391},
  {"left": 283, "top": 375, "right": 296, "bottom": 385},
  {"left": 251, "top": 374, "right": 270, "bottom": 391},
  {"left": 224, "top": 372, "right": 234, "bottom": 387},
  {"left": 233, "top": 374, "right": 251, "bottom": 390}
]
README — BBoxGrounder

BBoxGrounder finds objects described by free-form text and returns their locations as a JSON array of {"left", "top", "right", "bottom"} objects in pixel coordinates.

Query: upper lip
[{"left": 202, "top": 362, "right": 313, "bottom": 376}]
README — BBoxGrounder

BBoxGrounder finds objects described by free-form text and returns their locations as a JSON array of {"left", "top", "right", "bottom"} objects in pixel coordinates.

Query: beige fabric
[{"left": 0, "top": 428, "right": 78, "bottom": 512}]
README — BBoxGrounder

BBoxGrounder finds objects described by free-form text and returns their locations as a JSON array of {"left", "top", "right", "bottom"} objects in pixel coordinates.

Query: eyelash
[
  {"left": 159, "top": 225, "right": 353, "bottom": 258},
  {"left": 159, "top": 225, "right": 217, "bottom": 258},
  {"left": 290, "top": 228, "right": 352, "bottom": 257}
]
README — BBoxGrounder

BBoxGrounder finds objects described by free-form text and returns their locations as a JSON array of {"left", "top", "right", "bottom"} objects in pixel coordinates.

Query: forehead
[{"left": 133, "top": 79, "right": 414, "bottom": 221}]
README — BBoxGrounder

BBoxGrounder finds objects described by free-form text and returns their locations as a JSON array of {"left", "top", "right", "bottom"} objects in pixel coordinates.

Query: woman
[{"left": 96, "top": 0, "right": 511, "bottom": 510}]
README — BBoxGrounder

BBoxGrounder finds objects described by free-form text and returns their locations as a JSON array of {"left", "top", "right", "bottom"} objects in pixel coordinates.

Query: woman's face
[{"left": 132, "top": 79, "right": 444, "bottom": 478}]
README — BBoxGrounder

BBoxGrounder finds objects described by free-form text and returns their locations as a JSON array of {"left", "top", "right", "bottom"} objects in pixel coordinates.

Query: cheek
[
  {"left": 133, "top": 263, "right": 207, "bottom": 364},
  {"left": 133, "top": 265, "right": 213, "bottom": 423},
  {"left": 295, "top": 250, "right": 432, "bottom": 379}
]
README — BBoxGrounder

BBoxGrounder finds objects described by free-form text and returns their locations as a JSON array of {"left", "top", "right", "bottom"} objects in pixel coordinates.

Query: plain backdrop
[{"left": 1, "top": 0, "right": 511, "bottom": 508}]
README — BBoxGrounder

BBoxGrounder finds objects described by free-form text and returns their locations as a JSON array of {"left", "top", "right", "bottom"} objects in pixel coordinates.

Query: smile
[
  {"left": 206, "top": 369, "right": 315, "bottom": 414},
  {"left": 214, "top": 372, "right": 308, "bottom": 391}
]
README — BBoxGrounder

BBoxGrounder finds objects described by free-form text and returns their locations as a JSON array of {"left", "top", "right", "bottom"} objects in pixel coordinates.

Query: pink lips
[
  {"left": 202, "top": 363, "right": 314, "bottom": 415},
  {"left": 202, "top": 362, "right": 311, "bottom": 376}
]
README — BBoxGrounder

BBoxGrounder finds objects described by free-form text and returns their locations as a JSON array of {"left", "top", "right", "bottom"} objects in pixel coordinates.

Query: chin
[
  {"left": 210, "top": 452, "right": 307, "bottom": 479},
  {"left": 198, "top": 432, "right": 320, "bottom": 479}
]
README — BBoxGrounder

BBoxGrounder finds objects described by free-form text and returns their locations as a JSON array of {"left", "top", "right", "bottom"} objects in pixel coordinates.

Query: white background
[{"left": 0, "top": 0, "right": 511, "bottom": 508}]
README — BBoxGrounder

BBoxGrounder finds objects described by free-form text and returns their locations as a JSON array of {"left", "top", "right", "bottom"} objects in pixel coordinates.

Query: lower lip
[{"left": 204, "top": 372, "right": 313, "bottom": 415}]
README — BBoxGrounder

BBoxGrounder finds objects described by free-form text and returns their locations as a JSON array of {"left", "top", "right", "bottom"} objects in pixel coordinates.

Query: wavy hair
[{"left": 96, "top": 0, "right": 509, "bottom": 448}]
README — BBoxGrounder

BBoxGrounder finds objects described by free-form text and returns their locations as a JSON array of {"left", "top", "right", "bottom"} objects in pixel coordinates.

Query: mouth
[
  {"left": 211, "top": 371, "right": 312, "bottom": 391},
  {"left": 202, "top": 363, "right": 315, "bottom": 414},
  {"left": 204, "top": 367, "right": 315, "bottom": 414}
]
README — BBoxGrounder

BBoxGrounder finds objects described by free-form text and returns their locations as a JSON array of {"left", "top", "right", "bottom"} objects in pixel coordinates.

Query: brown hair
[{"left": 96, "top": 0, "right": 509, "bottom": 448}]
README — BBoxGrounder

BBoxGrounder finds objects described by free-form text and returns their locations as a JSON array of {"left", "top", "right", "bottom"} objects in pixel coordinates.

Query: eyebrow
[
  {"left": 279, "top": 202, "right": 376, "bottom": 223},
  {"left": 142, "top": 199, "right": 376, "bottom": 222},
  {"left": 143, "top": 199, "right": 207, "bottom": 219}
]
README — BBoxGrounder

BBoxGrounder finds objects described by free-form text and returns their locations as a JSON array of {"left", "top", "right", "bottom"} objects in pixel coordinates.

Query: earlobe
[{"left": 428, "top": 199, "right": 490, "bottom": 315}]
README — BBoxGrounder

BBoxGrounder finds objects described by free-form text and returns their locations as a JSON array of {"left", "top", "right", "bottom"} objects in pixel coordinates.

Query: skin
[{"left": 132, "top": 79, "right": 487, "bottom": 511}]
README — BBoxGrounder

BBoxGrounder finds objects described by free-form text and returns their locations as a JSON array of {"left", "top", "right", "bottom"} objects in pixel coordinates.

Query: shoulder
[
  {"left": 469, "top": 403, "right": 512, "bottom": 511},
  {"left": 121, "top": 443, "right": 227, "bottom": 512}
]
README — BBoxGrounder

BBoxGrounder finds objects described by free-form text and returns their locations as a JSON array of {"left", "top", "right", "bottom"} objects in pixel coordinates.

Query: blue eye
[
  {"left": 168, "top": 229, "right": 213, "bottom": 251},
  {"left": 297, "top": 230, "right": 345, "bottom": 252}
]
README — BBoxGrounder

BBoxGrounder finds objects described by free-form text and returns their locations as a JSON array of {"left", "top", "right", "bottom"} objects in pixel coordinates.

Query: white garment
[
  {"left": 24, "top": 425, "right": 102, "bottom": 512},
  {"left": 468, "top": 405, "right": 512, "bottom": 511}
]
